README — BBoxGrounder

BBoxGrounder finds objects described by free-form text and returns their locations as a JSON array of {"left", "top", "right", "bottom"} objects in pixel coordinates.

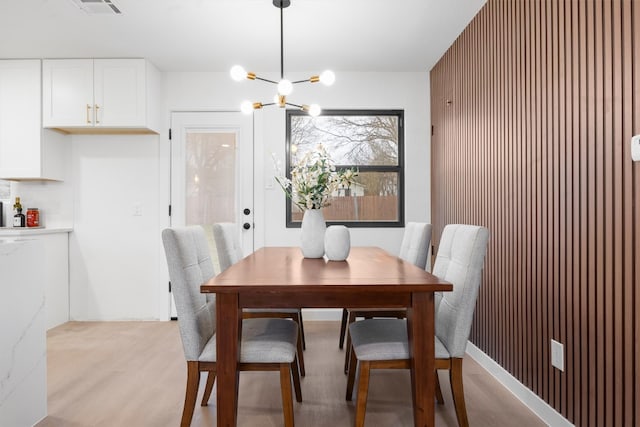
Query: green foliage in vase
[{"left": 274, "top": 144, "right": 358, "bottom": 211}]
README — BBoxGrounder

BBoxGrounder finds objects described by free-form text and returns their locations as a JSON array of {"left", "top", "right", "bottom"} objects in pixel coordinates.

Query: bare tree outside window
[{"left": 285, "top": 109, "right": 404, "bottom": 227}]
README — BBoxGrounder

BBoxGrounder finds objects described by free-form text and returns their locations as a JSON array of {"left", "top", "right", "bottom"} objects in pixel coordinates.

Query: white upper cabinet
[
  {"left": 0, "top": 60, "right": 68, "bottom": 181},
  {"left": 42, "top": 58, "right": 160, "bottom": 134},
  {"left": 42, "top": 59, "right": 93, "bottom": 128}
]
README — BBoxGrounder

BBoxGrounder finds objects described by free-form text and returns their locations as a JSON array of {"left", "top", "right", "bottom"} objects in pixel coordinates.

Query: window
[{"left": 285, "top": 109, "right": 404, "bottom": 227}]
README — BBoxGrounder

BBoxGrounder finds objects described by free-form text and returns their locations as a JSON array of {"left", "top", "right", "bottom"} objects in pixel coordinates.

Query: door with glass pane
[{"left": 169, "top": 112, "right": 253, "bottom": 314}]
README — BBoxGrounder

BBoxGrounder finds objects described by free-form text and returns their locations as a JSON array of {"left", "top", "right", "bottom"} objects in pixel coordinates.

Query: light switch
[{"left": 632, "top": 134, "right": 640, "bottom": 162}]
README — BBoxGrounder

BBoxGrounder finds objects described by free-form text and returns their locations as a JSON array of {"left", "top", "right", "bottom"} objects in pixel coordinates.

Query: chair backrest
[
  {"left": 213, "top": 223, "right": 244, "bottom": 272},
  {"left": 398, "top": 222, "right": 432, "bottom": 270},
  {"left": 432, "top": 224, "right": 489, "bottom": 358},
  {"left": 162, "top": 226, "right": 216, "bottom": 361}
]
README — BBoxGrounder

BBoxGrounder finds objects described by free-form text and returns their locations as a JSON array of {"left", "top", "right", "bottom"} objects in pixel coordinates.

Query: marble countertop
[{"left": 0, "top": 227, "right": 72, "bottom": 237}]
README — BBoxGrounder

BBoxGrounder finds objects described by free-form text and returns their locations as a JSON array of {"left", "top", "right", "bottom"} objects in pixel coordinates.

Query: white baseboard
[{"left": 466, "top": 342, "right": 574, "bottom": 427}]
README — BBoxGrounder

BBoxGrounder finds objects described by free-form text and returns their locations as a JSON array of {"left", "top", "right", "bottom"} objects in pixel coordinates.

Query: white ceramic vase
[
  {"left": 300, "top": 209, "right": 326, "bottom": 258},
  {"left": 324, "top": 225, "right": 351, "bottom": 261}
]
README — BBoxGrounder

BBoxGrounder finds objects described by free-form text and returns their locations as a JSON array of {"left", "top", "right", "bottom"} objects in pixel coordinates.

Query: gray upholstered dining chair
[
  {"left": 339, "top": 222, "right": 432, "bottom": 348},
  {"left": 213, "top": 222, "right": 307, "bottom": 375},
  {"left": 212, "top": 222, "right": 243, "bottom": 272},
  {"left": 398, "top": 221, "right": 432, "bottom": 269},
  {"left": 162, "top": 226, "right": 302, "bottom": 427},
  {"left": 339, "top": 222, "right": 432, "bottom": 371},
  {"left": 345, "top": 224, "right": 489, "bottom": 427}
]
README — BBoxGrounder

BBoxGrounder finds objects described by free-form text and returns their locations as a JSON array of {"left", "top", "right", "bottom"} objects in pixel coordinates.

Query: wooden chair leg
[
  {"left": 345, "top": 345, "right": 358, "bottom": 401},
  {"left": 354, "top": 360, "right": 371, "bottom": 427},
  {"left": 181, "top": 361, "right": 200, "bottom": 427},
  {"left": 435, "top": 369, "right": 444, "bottom": 405},
  {"left": 200, "top": 369, "right": 216, "bottom": 406},
  {"left": 343, "top": 311, "right": 357, "bottom": 374},
  {"left": 339, "top": 308, "right": 348, "bottom": 349},
  {"left": 291, "top": 356, "right": 303, "bottom": 403},
  {"left": 298, "top": 309, "right": 306, "bottom": 350},
  {"left": 296, "top": 326, "right": 306, "bottom": 377},
  {"left": 280, "top": 364, "right": 295, "bottom": 427},
  {"left": 450, "top": 358, "right": 469, "bottom": 427},
  {"left": 343, "top": 344, "right": 350, "bottom": 374}
]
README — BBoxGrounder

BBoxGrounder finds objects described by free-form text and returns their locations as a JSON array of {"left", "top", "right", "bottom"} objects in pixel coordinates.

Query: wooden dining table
[{"left": 201, "top": 246, "right": 453, "bottom": 427}]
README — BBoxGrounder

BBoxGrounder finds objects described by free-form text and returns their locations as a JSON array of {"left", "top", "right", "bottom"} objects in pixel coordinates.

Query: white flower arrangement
[{"left": 274, "top": 144, "right": 358, "bottom": 211}]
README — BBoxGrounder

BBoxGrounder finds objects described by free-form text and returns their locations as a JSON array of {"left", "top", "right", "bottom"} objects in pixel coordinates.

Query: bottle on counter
[{"left": 13, "top": 197, "right": 25, "bottom": 228}]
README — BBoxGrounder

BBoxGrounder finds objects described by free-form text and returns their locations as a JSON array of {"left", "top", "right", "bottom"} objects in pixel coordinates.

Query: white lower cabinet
[
  {"left": 0, "top": 240, "right": 47, "bottom": 426},
  {"left": 41, "top": 233, "right": 70, "bottom": 329},
  {"left": 0, "top": 230, "right": 71, "bottom": 329}
]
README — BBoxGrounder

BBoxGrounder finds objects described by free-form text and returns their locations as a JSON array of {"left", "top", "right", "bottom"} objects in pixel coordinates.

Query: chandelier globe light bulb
[
  {"left": 308, "top": 104, "right": 322, "bottom": 117},
  {"left": 319, "top": 70, "right": 336, "bottom": 86},
  {"left": 277, "top": 79, "right": 293, "bottom": 96},
  {"left": 240, "top": 100, "right": 254, "bottom": 114},
  {"left": 230, "top": 65, "right": 247, "bottom": 82}
]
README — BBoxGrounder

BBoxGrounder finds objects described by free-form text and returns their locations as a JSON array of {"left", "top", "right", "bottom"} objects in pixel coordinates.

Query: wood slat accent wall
[{"left": 430, "top": 1, "right": 639, "bottom": 425}]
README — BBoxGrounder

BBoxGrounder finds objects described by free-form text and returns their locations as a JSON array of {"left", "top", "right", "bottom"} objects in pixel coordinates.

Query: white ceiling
[{"left": 0, "top": 0, "right": 486, "bottom": 73}]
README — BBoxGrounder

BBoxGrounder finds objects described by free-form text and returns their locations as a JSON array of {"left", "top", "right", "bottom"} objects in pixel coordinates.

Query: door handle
[{"left": 243, "top": 222, "right": 251, "bottom": 230}]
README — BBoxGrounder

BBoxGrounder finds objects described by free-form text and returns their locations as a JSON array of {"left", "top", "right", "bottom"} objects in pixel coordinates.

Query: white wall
[{"left": 69, "top": 134, "right": 160, "bottom": 320}]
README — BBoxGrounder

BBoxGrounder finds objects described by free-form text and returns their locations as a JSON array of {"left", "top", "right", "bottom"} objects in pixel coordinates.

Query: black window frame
[{"left": 285, "top": 109, "right": 405, "bottom": 228}]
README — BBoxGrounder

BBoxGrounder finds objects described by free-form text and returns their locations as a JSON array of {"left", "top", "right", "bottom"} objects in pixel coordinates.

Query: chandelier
[{"left": 230, "top": 0, "right": 335, "bottom": 116}]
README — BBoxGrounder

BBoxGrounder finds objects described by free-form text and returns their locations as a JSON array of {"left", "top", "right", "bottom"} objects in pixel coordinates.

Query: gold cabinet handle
[
  {"left": 95, "top": 104, "right": 100, "bottom": 124},
  {"left": 86, "top": 104, "right": 92, "bottom": 124}
]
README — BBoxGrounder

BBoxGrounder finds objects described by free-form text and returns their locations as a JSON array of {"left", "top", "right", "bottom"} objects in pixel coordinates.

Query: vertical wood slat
[
  {"left": 429, "top": 0, "right": 639, "bottom": 425},
  {"left": 594, "top": 1, "right": 605, "bottom": 425},
  {"left": 610, "top": 2, "right": 624, "bottom": 425},
  {"left": 552, "top": 0, "right": 562, "bottom": 412},
  {"left": 623, "top": 2, "right": 637, "bottom": 425},
  {"left": 633, "top": 0, "right": 640, "bottom": 424},
  {"left": 602, "top": 0, "right": 613, "bottom": 423},
  {"left": 524, "top": 0, "right": 533, "bottom": 393},
  {"left": 566, "top": 0, "right": 577, "bottom": 420},
  {"left": 578, "top": 2, "right": 589, "bottom": 424},
  {"left": 556, "top": 0, "right": 566, "bottom": 414},
  {"left": 535, "top": 0, "right": 544, "bottom": 399}
]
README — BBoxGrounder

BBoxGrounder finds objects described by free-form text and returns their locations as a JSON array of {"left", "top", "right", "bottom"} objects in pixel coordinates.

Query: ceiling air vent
[{"left": 69, "top": 0, "right": 122, "bottom": 15}]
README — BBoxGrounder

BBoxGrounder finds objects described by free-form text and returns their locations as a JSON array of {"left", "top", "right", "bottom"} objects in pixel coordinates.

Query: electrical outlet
[
  {"left": 551, "top": 339, "right": 564, "bottom": 371},
  {"left": 631, "top": 134, "right": 640, "bottom": 161}
]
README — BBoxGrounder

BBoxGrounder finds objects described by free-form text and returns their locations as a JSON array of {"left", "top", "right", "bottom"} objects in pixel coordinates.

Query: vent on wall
[{"left": 69, "top": 0, "right": 122, "bottom": 15}]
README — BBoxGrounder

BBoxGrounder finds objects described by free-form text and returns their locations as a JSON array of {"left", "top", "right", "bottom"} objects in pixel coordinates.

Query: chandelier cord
[{"left": 280, "top": 6, "right": 284, "bottom": 80}]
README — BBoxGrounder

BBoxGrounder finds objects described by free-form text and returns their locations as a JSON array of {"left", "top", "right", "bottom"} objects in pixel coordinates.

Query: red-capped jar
[{"left": 26, "top": 208, "right": 39, "bottom": 227}]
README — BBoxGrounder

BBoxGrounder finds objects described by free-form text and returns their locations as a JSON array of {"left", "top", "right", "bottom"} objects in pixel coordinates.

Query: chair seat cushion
[
  {"left": 349, "top": 319, "right": 451, "bottom": 361},
  {"left": 199, "top": 318, "right": 298, "bottom": 363}
]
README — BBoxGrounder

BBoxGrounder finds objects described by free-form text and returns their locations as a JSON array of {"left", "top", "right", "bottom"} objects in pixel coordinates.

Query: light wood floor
[{"left": 37, "top": 321, "right": 545, "bottom": 427}]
